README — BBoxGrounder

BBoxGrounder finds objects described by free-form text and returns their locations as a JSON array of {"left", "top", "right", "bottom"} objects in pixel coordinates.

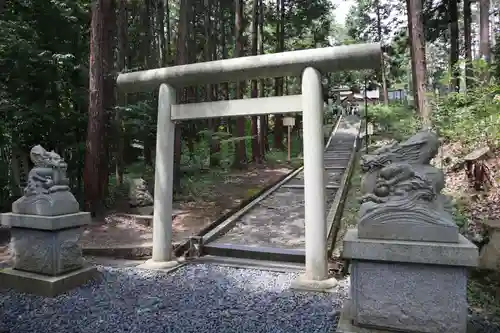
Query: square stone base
[
  {"left": 350, "top": 260, "right": 468, "bottom": 333},
  {"left": 337, "top": 300, "right": 394, "bottom": 333},
  {"left": 11, "top": 227, "right": 84, "bottom": 275},
  {"left": 0, "top": 265, "right": 98, "bottom": 297}
]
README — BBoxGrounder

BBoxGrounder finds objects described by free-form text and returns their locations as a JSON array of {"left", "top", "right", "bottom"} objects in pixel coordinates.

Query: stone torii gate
[{"left": 116, "top": 43, "right": 382, "bottom": 290}]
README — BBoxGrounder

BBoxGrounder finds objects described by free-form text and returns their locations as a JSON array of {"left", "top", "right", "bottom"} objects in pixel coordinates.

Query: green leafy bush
[
  {"left": 367, "top": 104, "right": 421, "bottom": 141},
  {"left": 431, "top": 82, "right": 500, "bottom": 148}
]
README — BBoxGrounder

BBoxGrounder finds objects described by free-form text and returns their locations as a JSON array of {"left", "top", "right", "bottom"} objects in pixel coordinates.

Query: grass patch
[
  {"left": 468, "top": 270, "right": 500, "bottom": 321},
  {"left": 330, "top": 149, "right": 362, "bottom": 258},
  {"left": 339, "top": 158, "right": 362, "bottom": 230}
]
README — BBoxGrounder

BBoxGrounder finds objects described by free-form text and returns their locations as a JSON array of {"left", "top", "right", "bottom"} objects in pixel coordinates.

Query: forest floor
[
  {"left": 79, "top": 163, "right": 293, "bottom": 254},
  {"left": 439, "top": 143, "right": 500, "bottom": 323},
  {"left": 0, "top": 125, "right": 335, "bottom": 264},
  {"left": 78, "top": 126, "right": 334, "bottom": 255},
  {"left": 0, "top": 163, "right": 294, "bottom": 264}
]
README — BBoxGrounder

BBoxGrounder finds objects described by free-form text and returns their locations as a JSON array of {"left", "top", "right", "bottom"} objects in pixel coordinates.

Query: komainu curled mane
[
  {"left": 356, "top": 130, "right": 458, "bottom": 242},
  {"left": 360, "top": 130, "right": 440, "bottom": 173}
]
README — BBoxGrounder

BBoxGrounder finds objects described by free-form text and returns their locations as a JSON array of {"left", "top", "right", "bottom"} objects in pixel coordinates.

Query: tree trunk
[
  {"left": 464, "top": 0, "right": 473, "bottom": 89},
  {"left": 173, "top": 0, "right": 189, "bottom": 191},
  {"left": 165, "top": 0, "right": 171, "bottom": 64},
  {"left": 273, "top": 0, "right": 284, "bottom": 150},
  {"left": 407, "top": 24, "right": 418, "bottom": 110},
  {"left": 376, "top": 0, "right": 389, "bottom": 105},
  {"left": 449, "top": 0, "right": 459, "bottom": 92},
  {"left": 258, "top": 0, "right": 268, "bottom": 157},
  {"left": 479, "top": 0, "right": 491, "bottom": 63},
  {"left": 406, "top": 0, "right": 430, "bottom": 126},
  {"left": 250, "top": 0, "right": 261, "bottom": 163},
  {"left": 115, "top": 0, "right": 127, "bottom": 187},
  {"left": 204, "top": 0, "right": 220, "bottom": 167},
  {"left": 258, "top": 0, "right": 269, "bottom": 155},
  {"left": 101, "top": 0, "right": 116, "bottom": 200},
  {"left": 142, "top": 0, "right": 154, "bottom": 166},
  {"left": 220, "top": 2, "right": 229, "bottom": 100},
  {"left": 84, "top": 0, "right": 109, "bottom": 215},
  {"left": 232, "top": 0, "right": 247, "bottom": 169},
  {"left": 157, "top": 0, "right": 167, "bottom": 66}
]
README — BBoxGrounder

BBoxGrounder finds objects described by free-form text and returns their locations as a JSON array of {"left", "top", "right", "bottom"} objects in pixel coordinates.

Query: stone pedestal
[
  {"left": 0, "top": 145, "right": 98, "bottom": 297},
  {"left": 338, "top": 229, "right": 478, "bottom": 333},
  {"left": 338, "top": 131, "right": 480, "bottom": 333},
  {"left": 0, "top": 210, "right": 97, "bottom": 297}
]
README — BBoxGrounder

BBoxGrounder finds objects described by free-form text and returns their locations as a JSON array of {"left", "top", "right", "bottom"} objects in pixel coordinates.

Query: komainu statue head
[
  {"left": 360, "top": 130, "right": 440, "bottom": 173},
  {"left": 30, "top": 145, "right": 66, "bottom": 169}
]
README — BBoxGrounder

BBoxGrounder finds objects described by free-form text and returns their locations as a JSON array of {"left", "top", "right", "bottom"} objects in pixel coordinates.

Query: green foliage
[
  {"left": 0, "top": 0, "right": 338, "bottom": 211},
  {"left": 345, "top": 0, "right": 408, "bottom": 88},
  {"left": 368, "top": 104, "right": 421, "bottom": 140},
  {"left": 431, "top": 71, "right": 500, "bottom": 148},
  {"left": 0, "top": 0, "right": 90, "bottom": 210}
]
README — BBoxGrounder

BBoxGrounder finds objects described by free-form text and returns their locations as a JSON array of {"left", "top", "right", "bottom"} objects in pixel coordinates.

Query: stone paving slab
[
  {"left": 324, "top": 159, "right": 350, "bottom": 167},
  {"left": 207, "top": 116, "right": 360, "bottom": 256},
  {"left": 286, "top": 169, "right": 344, "bottom": 187},
  {"left": 212, "top": 188, "right": 337, "bottom": 249}
]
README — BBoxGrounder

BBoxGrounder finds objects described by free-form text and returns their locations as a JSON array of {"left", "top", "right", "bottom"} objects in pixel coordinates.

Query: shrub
[
  {"left": 367, "top": 104, "right": 421, "bottom": 141},
  {"left": 431, "top": 82, "right": 500, "bottom": 149}
]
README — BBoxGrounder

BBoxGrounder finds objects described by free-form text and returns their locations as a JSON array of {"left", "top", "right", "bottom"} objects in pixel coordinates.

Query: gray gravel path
[
  {"left": 1, "top": 264, "right": 347, "bottom": 333},
  {"left": 2, "top": 263, "right": 500, "bottom": 333}
]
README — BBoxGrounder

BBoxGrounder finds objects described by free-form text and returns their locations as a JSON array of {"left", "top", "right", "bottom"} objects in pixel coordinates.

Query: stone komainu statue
[
  {"left": 12, "top": 145, "right": 79, "bottom": 216},
  {"left": 357, "top": 130, "right": 458, "bottom": 243}
]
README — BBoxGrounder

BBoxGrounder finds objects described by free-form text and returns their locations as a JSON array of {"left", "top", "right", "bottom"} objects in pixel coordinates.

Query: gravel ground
[
  {"left": 2, "top": 263, "right": 500, "bottom": 333},
  {"left": 1, "top": 264, "right": 347, "bottom": 333}
]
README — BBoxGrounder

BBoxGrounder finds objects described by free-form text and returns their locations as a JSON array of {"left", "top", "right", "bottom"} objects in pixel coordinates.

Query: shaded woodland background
[{"left": 0, "top": 0, "right": 499, "bottom": 217}]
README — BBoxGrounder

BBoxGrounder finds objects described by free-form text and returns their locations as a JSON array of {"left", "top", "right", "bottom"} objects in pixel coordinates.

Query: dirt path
[{"left": 79, "top": 164, "right": 292, "bottom": 250}]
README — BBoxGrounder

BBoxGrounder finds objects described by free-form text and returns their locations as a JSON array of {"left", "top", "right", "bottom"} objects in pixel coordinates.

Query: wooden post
[
  {"left": 283, "top": 116, "right": 295, "bottom": 163},
  {"left": 287, "top": 125, "right": 291, "bottom": 162}
]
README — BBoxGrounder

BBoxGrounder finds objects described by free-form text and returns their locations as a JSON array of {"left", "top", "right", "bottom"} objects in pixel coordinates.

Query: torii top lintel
[{"left": 116, "top": 43, "right": 383, "bottom": 94}]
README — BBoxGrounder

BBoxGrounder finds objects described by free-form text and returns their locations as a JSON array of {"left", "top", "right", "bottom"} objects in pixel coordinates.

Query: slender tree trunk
[
  {"left": 273, "top": 0, "right": 284, "bottom": 150},
  {"left": 165, "top": 0, "right": 171, "bottom": 64},
  {"left": 115, "top": 0, "right": 127, "bottom": 186},
  {"left": 232, "top": 0, "right": 247, "bottom": 169},
  {"left": 406, "top": 0, "right": 430, "bottom": 126},
  {"left": 258, "top": 0, "right": 268, "bottom": 156},
  {"left": 464, "top": 0, "right": 473, "bottom": 89},
  {"left": 250, "top": 0, "right": 261, "bottom": 163},
  {"left": 479, "top": 0, "right": 491, "bottom": 82},
  {"left": 479, "top": 0, "right": 491, "bottom": 63},
  {"left": 173, "top": 0, "right": 189, "bottom": 191},
  {"left": 141, "top": 0, "right": 154, "bottom": 165},
  {"left": 407, "top": 24, "right": 418, "bottom": 110},
  {"left": 100, "top": 0, "right": 116, "bottom": 200},
  {"left": 449, "top": 0, "right": 459, "bottom": 92},
  {"left": 85, "top": 0, "right": 108, "bottom": 215},
  {"left": 376, "top": 1, "right": 389, "bottom": 105},
  {"left": 220, "top": 2, "right": 229, "bottom": 100},
  {"left": 157, "top": 0, "right": 167, "bottom": 66},
  {"left": 205, "top": 0, "right": 220, "bottom": 167}
]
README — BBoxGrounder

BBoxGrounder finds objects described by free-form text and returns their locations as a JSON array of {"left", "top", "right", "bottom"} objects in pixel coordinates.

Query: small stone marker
[
  {"left": 338, "top": 131, "right": 478, "bottom": 333},
  {"left": 0, "top": 145, "right": 98, "bottom": 297},
  {"left": 128, "top": 177, "right": 154, "bottom": 215}
]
